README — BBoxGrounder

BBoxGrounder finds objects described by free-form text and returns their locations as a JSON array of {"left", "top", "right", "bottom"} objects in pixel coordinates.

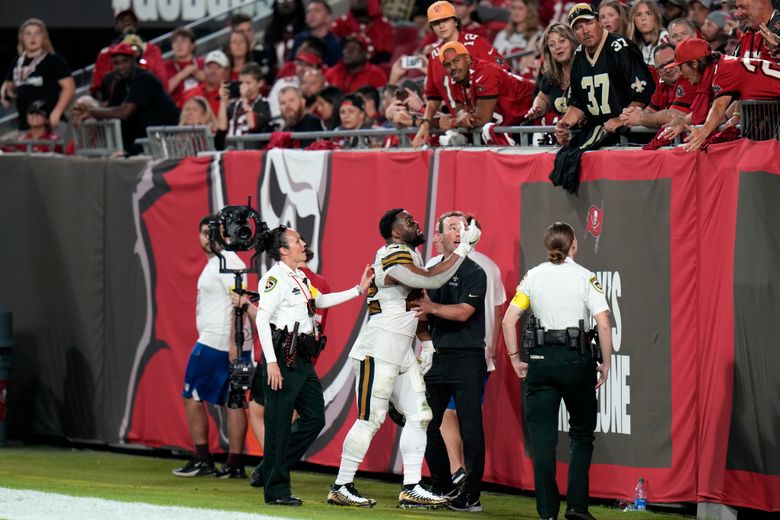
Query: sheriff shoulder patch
[
  {"left": 264, "top": 276, "right": 278, "bottom": 293},
  {"left": 589, "top": 276, "right": 603, "bottom": 293}
]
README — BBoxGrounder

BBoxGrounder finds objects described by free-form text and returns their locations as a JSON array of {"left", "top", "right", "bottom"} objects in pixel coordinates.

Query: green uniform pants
[
  {"left": 525, "top": 345, "right": 597, "bottom": 519},
  {"left": 259, "top": 357, "right": 325, "bottom": 503}
]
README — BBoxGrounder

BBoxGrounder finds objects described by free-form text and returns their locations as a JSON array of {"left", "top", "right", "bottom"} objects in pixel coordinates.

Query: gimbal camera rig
[{"left": 207, "top": 197, "right": 268, "bottom": 409}]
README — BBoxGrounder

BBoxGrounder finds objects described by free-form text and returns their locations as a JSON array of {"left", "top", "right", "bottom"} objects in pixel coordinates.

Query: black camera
[
  {"left": 226, "top": 358, "right": 254, "bottom": 409},
  {"left": 207, "top": 197, "right": 267, "bottom": 410},
  {"left": 208, "top": 200, "right": 267, "bottom": 257}
]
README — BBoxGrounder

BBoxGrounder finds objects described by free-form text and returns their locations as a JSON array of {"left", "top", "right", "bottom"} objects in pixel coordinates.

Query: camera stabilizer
[{"left": 208, "top": 197, "right": 269, "bottom": 409}]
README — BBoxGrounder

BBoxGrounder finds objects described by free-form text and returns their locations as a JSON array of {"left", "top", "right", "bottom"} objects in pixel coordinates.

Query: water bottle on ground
[{"left": 634, "top": 478, "right": 647, "bottom": 511}]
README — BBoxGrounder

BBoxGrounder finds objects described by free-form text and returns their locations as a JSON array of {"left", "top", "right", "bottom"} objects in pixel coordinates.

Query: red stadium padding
[
  {"left": 15, "top": 142, "right": 775, "bottom": 511},
  {"left": 121, "top": 142, "right": 780, "bottom": 511}
]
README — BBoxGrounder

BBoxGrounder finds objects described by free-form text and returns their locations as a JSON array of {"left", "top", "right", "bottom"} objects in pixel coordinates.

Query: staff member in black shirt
[
  {"left": 73, "top": 42, "right": 179, "bottom": 155},
  {"left": 412, "top": 211, "right": 487, "bottom": 513}
]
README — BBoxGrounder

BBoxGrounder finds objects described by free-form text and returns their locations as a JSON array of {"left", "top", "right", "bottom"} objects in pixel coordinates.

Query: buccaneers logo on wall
[{"left": 585, "top": 203, "right": 604, "bottom": 253}]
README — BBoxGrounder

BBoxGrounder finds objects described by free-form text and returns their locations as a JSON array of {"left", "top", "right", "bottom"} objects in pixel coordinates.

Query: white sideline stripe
[{"left": 0, "top": 487, "right": 289, "bottom": 520}]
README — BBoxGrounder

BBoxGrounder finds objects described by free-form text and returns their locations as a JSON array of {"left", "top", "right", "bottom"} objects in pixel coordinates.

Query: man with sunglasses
[{"left": 619, "top": 43, "right": 690, "bottom": 129}]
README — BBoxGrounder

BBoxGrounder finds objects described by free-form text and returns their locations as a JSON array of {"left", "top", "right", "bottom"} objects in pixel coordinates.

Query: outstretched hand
[{"left": 359, "top": 264, "right": 374, "bottom": 293}]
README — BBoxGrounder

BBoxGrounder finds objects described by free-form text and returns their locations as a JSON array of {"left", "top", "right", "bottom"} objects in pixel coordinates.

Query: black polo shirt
[{"left": 427, "top": 257, "right": 487, "bottom": 350}]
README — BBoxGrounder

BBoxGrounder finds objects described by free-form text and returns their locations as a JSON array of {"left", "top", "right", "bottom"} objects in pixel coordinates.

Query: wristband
[
  {"left": 356, "top": 284, "right": 365, "bottom": 295},
  {"left": 420, "top": 118, "right": 431, "bottom": 126},
  {"left": 508, "top": 351, "right": 520, "bottom": 357}
]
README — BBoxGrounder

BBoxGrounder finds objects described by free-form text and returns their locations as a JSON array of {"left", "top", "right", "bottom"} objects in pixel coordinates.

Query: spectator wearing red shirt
[
  {"left": 183, "top": 51, "right": 230, "bottom": 118},
  {"left": 324, "top": 34, "right": 388, "bottom": 92},
  {"left": 666, "top": 39, "right": 780, "bottom": 150},
  {"left": 3, "top": 99, "right": 63, "bottom": 153},
  {"left": 332, "top": 0, "right": 394, "bottom": 64},
  {"left": 421, "top": 0, "right": 492, "bottom": 49},
  {"left": 620, "top": 44, "right": 684, "bottom": 129},
  {"left": 436, "top": 41, "right": 533, "bottom": 131},
  {"left": 733, "top": 0, "right": 780, "bottom": 61},
  {"left": 90, "top": 9, "right": 166, "bottom": 98},
  {"left": 414, "top": 0, "right": 509, "bottom": 146},
  {"left": 165, "top": 27, "right": 205, "bottom": 108}
]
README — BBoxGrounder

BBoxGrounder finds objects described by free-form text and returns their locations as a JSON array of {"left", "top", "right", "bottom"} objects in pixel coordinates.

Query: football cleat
[
  {"left": 327, "top": 483, "right": 376, "bottom": 507},
  {"left": 398, "top": 483, "right": 449, "bottom": 509}
]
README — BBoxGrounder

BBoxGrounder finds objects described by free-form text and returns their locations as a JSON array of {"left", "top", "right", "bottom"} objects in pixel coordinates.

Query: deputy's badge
[
  {"left": 477, "top": 85, "right": 484, "bottom": 92},
  {"left": 264, "top": 276, "right": 278, "bottom": 293},
  {"left": 589, "top": 275, "right": 604, "bottom": 293},
  {"left": 676, "top": 84, "right": 685, "bottom": 98}
]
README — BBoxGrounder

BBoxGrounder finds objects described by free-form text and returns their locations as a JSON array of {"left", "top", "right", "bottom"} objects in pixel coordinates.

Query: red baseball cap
[
  {"left": 667, "top": 38, "right": 711, "bottom": 68},
  {"left": 295, "top": 49, "right": 323, "bottom": 67},
  {"left": 110, "top": 42, "right": 137, "bottom": 57}
]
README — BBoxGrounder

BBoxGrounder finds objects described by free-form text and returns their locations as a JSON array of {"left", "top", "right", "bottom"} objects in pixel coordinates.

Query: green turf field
[{"left": 0, "top": 446, "right": 682, "bottom": 519}]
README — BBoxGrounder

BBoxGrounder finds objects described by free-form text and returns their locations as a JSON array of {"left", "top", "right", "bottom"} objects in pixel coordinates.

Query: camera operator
[
  {"left": 253, "top": 225, "right": 373, "bottom": 506},
  {"left": 172, "top": 215, "right": 253, "bottom": 479}
]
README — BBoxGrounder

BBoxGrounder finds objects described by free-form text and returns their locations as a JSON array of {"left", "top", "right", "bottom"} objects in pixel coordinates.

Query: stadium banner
[
  {"left": 1, "top": 141, "right": 778, "bottom": 511},
  {"left": 0, "top": 0, "right": 267, "bottom": 28}
]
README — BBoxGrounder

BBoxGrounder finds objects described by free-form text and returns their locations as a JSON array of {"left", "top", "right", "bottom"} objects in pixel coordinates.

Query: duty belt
[
  {"left": 543, "top": 329, "right": 569, "bottom": 346},
  {"left": 270, "top": 324, "right": 326, "bottom": 366}
]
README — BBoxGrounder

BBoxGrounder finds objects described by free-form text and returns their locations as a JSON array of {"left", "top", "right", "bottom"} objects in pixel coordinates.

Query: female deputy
[
  {"left": 255, "top": 225, "right": 372, "bottom": 506},
  {"left": 501, "top": 222, "right": 612, "bottom": 520}
]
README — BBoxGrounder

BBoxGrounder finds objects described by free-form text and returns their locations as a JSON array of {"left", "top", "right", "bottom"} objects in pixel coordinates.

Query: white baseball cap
[{"left": 205, "top": 50, "right": 229, "bottom": 68}]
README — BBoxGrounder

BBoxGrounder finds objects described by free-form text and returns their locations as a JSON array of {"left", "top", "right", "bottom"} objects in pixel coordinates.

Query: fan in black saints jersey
[{"left": 549, "top": 3, "right": 655, "bottom": 194}]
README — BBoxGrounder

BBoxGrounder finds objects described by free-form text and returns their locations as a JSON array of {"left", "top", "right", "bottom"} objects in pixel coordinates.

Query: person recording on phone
[
  {"left": 384, "top": 81, "right": 428, "bottom": 129},
  {"left": 217, "top": 62, "right": 272, "bottom": 141}
]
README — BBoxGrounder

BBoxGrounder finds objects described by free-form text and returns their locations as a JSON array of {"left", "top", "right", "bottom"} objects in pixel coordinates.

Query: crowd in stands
[{"left": 2, "top": 0, "right": 780, "bottom": 155}]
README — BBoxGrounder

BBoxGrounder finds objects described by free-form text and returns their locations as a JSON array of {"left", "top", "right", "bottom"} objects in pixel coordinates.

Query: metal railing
[
  {"left": 226, "top": 124, "right": 662, "bottom": 149},
  {"left": 145, "top": 126, "right": 215, "bottom": 159},
  {"left": 741, "top": 100, "right": 780, "bottom": 141},
  {"left": 73, "top": 119, "right": 124, "bottom": 156},
  {"left": 0, "top": 138, "right": 66, "bottom": 154}
]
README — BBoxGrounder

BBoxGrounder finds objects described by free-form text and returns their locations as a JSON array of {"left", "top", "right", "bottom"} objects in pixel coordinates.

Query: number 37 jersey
[{"left": 569, "top": 30, "right": 655, "bottom": 123}]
